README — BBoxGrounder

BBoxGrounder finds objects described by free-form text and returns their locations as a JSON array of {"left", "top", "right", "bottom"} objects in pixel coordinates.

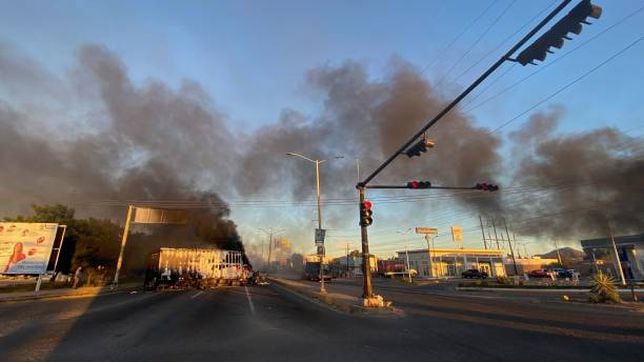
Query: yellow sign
[
  {"left": 415, "top": 227, "right": 438, "bottom": 235},
  {"left": 451, "top": 226, "right": 463, "bottom": 242}
]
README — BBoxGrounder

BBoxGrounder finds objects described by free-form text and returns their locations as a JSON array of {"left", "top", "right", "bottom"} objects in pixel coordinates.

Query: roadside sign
[
  {"left": 0, "top": 223, "right": 58, "bottom": 275},
  {"left": 317, "top": 245, "right": 325, "bottom": 256},
  {"left": 415, "top": 227, "right": 438, "bottom": 235},
  {"left": 315, "top": 228, "right": 326, "bottom": 244}
]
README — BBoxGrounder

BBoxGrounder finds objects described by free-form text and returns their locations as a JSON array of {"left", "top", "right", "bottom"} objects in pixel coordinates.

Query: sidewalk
[
  {"left": 269, "top": 276, "right": 399, "bottom": 316},
  {"left": 0, "top": 283, "right": 141, "bottom": 303}
]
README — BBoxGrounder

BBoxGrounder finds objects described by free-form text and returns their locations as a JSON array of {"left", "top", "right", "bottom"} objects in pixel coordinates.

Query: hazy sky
[{"left": 1, "top": 0, "right": 642, "bottom": 259}]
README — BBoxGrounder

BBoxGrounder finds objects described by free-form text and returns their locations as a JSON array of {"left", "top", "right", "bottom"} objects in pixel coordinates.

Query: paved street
[{"left": 1, "top": 281, "right": 642, "bottom": 362}]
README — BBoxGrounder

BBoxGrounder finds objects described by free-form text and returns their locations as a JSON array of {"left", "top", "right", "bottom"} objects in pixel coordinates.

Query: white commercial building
[{"left": 396, "top": 248, "right": 506, "bottom": 278}]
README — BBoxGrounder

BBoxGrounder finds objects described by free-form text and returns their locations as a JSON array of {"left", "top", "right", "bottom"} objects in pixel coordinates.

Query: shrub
[
  {"left": 496, "top": 276, "right": 512, "bottom": 285},
  {"left": 589, "top": 271, "right": 621, "bottom": 304}
]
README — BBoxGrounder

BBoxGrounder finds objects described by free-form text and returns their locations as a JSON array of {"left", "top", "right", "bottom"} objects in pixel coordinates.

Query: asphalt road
[{"left": 0, "top": 282, "right": 642, "bottom": 362}]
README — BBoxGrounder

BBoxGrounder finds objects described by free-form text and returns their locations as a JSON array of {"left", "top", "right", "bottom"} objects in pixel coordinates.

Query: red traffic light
[{"left": 360, "top": 200, "right": 374, "bottom": 227}]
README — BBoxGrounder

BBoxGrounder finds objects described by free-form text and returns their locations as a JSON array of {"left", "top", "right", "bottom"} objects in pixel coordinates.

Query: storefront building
[
  {"left": 396, "top": 248, "right": 506, "bottom": 278},
  {"left": 580, "top": 233, "right": 644, "bottom": 281}
]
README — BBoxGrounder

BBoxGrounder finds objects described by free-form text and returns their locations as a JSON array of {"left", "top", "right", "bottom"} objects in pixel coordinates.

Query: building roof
[
  {"left": 397, "top": 248, "right": 505, "bottom": 257},
  {"left": 580, "top": 233, "right": 644, "bottom": 249}
]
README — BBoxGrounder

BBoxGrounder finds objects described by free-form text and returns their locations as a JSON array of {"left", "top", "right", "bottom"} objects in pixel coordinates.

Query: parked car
[
  {"left": 528, "top": 269, "right": 550, "bottom": 278},
  {"left": 557, "top": 269, "right": 574, "bottom": 278},
  {"left": 462, "top": 269, "right": 488, "bottom": 279}
]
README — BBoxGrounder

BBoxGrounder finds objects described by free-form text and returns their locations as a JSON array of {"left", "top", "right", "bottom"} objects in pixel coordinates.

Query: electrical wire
[
  {"left": 420, "top": 0, "right": 499, "bottom": 75},
  {"left": 435, "top": 0, "right": 517, "bottom": 88},
  {"left": 490, "top": 36, "right": 644, "bottom": 133},
  {"left": 464, "top": 4, "right": 644, "bottom": 113}
]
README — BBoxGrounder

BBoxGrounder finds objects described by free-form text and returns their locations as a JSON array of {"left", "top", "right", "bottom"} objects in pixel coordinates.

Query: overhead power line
[
  {"left": 464, "top": 4, "right": 644, "bottom": 113},
  {"left": 491, "top": 35, "right": 644, "bottom": 133},
  {"left": 421, "top": 0, "right": 499, "bottom": 75},
  {"left": 436, "top": 0, "right": 517, "bottom": 87}
]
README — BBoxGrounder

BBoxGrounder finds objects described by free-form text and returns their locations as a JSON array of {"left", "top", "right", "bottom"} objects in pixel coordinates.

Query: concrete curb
[
  {"left": 457, "top": 287, "right": 644, "bottom": 293},
  {"left": 269, "top": 278, "right": 403, "bottom": 318},
  {"left": 0, "top": 284, "right": 141, "bottom": 303}
]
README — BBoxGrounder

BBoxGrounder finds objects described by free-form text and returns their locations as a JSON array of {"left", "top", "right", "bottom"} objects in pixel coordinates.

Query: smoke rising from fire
[
  {"left": 505, "top": 109, "right": 644, "bottom": 238},
  {"left": 1, "top": 43, "right": 642, "bottom": 248},
  {"left": 1, "top": 44, "right": 244, "bottom": 255}
]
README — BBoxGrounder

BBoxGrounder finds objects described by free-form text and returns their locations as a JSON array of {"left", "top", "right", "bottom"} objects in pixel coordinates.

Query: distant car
[
  {"left": 528, "top": 269, "right": 550, "bottom": 278},
  {"left": 462, "top": 269, "right": 488, "bottom": 279},
  {"left": 557, "top": 269, "right": 574, "bottom": 278}
]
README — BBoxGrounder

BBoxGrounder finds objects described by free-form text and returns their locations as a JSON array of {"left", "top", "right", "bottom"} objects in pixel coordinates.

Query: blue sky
[{"left": 1, "top": 0, "right": 643, "bottom": 259}]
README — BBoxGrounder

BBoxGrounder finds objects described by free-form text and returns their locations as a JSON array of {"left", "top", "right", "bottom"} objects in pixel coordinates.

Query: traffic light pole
[
  {"left": 355, "top": 0, "right": 572, "bottom": 303},
  {"left": 358, "top": 186, "right": 373, "bottom": 298}
]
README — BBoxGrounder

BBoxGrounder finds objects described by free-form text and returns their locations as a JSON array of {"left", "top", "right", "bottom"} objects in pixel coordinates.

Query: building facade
[
  {"left": 580, "top": 233, "right": 644, "bottom": 281},
  {"left": 396, "top": 248, "right": 506, "bottom": 278}
]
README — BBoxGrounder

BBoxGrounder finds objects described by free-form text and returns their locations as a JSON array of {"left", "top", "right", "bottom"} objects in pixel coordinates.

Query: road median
[{"left": 269, "top": 276, "right": 401, "bottom": 317}]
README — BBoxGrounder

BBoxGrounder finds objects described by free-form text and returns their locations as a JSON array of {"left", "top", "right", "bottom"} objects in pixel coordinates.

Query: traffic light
[
  {"left": 516, "top": 0, "right": 602, "bottom": 66},
  {"left": 404, "top": 138, "right": 435, "bottom": 158},
  {"left": 406, "top": 180, "right": 432, "bottom": 189},
  {"left": 475, "top": 183, "right": 499, "bottom": 191},
  {"left": 359, "top": 200, "right": 373, "bottom": 227}
]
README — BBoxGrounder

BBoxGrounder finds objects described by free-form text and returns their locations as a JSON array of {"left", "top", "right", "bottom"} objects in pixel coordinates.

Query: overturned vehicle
[{"left": 144, "top": 247, "right": 249, "bottom": 290}]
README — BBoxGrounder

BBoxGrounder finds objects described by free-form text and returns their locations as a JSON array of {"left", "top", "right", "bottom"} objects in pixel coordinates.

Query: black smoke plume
[
  {"left": 504, "top": 109, "right": 644, "bottom": 239},
  {"left": 0, "top": 44, "right": 245, "bottom": 262}
]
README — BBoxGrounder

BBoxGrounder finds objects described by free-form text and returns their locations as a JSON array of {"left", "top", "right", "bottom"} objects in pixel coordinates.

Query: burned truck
[{"left": 144, "top": 247, "right": 248, "bottom": 290}]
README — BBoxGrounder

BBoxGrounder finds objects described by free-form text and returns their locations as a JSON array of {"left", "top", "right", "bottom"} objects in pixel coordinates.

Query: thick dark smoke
[
  {"left": 504, "top": 109, "right": 644, "bottom": 239},
  {"left": 1, "top": 42, "right": 641, "bottom": 250},
  {"left": 0, "top": 44, "right": 244, "bottom": 258},
  {"left": 236, "top": 60, "right": 501, "bottom": 203}
]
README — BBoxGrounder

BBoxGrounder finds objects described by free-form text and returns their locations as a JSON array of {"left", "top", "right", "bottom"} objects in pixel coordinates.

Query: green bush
[{"left": 588, "top": 271, "right": 621, "bottom": 304}]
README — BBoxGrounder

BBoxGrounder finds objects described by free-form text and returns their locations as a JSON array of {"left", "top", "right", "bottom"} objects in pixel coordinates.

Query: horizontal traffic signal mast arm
[
  {"left": 367, "top": 183, "right": 499, "bottom": 191},
  {"left": 356, "top": 0, "right": 572, "bottom": 188}
]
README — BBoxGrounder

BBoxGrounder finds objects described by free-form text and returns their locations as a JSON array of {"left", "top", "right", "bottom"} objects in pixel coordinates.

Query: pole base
[{"left": 361, "top": 294, "right": 392, "bottom": 308}]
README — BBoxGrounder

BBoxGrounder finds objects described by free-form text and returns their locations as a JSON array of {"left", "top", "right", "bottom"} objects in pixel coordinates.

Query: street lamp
[{"left": 286, "top": 152, "right": 343, "bottom": 294}]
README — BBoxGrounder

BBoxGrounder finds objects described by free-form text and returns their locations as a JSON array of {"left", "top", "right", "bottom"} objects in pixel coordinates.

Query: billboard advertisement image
[{"left": 0, "top": 223, "right": 59, "bottom": 275}]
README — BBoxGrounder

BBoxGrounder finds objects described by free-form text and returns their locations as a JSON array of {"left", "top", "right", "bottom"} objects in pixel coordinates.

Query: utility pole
[
  {"left": 314, "top": 160, "right": 326, "bottom": 294},
  {"left": 346, "top": 243, "right": 350, "bottom": 277},
  {"left": 554, "top": 239, "right": 563, "bottom": 266},
  {"left": 425, "top": 234, "right": 433, "bottom": 278},
  {"left": 503, "top": 218, "right": 518, "bottom": 276},
  {"left": 608, "top": 226, "right": 627, "bottom": 286},
  {"left": 479, "top": 215, "right": 488, "bottom": 250},
  {"left": 499, "top": 224, "right": 506, "bottom": 250},
  {"left": 405, "top": 246, "right": 412, "bottom": 283},
  {"left": 259, "top": 227, "right": 284, "bottom": 274},
  {"left": 513, "top": 233, "right": 521, "bottom": 258},
  {"left": 267, "top": 232, "right": 274, "bottom": 270},
  {"left": 491, "top": 218, "right": 501, "bottom": 250},
  {"left": 287, "top": 153, "right": 343, "bottom": 294}
]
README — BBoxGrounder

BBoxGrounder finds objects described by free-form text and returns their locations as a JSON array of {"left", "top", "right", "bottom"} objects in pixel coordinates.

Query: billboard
[
  {"left": 133, "top": 207, "right": 188, "bottom": 224},
  {"left": 0, "top": 223, "right": 58, "bottom": 275}
]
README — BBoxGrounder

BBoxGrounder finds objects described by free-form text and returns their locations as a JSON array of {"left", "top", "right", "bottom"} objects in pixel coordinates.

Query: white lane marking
[
  {"left": 191, "top": 291, "right": 204, "bottom": 299},
  {"left": 244, "top": 285, "right": 255, "bottom": 315}
]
